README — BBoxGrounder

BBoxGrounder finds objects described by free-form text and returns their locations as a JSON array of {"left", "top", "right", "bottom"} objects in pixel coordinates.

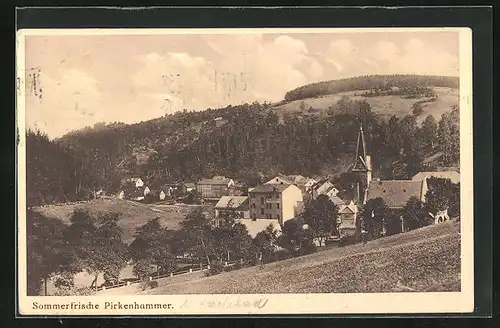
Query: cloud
[
  {"left": 322, "top": 37, "right": 458, "bottom": 78},
  {"left": 373, "top": 41, "right": 400, "bottom": 62},
  {"left": 132, "top": 34, "right": 323, "bottom": 110},
  {"left": 25, "top": 68, "right": 105, "bottom": 137},
  {"left": 328, "top": 39, "right": 356, "bottom": 56}
]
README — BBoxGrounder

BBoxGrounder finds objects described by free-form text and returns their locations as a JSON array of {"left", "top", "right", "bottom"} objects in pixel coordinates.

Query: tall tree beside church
[{"left": 420, "top": 114, "right": 438, "bottom": 150}]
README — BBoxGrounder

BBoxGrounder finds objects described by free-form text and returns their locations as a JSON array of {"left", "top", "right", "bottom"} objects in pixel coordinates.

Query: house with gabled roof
[
  {"left": 214, "top": 196, "right": 250, "bottom": 221},
  {"left": 338, "top": 200, "right": 358, "bottom": 237}
]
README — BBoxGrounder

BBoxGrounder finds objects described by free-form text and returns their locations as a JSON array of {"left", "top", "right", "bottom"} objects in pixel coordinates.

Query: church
[{"left": 350, "top": 125, "right": 428, "bottom": 236}]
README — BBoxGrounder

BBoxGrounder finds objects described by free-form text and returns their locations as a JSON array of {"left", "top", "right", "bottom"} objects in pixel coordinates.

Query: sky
[{"left": 22, "top": 29, "right": 460, "bottom": 138}]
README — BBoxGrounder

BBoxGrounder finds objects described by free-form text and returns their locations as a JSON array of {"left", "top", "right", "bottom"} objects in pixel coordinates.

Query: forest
[
  {"left": 26, "top": 85, "right": 460, "bottom": 207},
  {"left": 283, "top": 74, "right": 459, "bottom": 102}
]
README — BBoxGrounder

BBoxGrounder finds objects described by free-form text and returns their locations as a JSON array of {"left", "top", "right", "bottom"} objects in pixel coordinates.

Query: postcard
[{"left": 16, "top": 27, "right": 473, "bottom": 316}]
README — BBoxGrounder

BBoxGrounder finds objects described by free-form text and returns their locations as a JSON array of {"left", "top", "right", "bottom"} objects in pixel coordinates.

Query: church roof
[{"left": 366, "top": 180, "right": 425, "bottom": 208}]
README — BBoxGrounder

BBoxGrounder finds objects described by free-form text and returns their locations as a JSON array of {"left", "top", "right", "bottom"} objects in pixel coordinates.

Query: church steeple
[
  {"left": 352, "top": 125, "right": 371, "bottom": 172},
  {"left": 351, "top": 124, "right": 372, "bottom": 204}
]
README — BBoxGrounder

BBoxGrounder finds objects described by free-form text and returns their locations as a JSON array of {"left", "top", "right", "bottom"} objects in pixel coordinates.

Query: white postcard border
[{"left": 16, "top": 27, "right": 474, "bottom": 316}]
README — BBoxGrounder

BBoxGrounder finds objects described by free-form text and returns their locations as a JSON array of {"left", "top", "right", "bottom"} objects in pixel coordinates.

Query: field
[
  {"left": 273, "top": 87, "right": 459, "bottom": 123},
  {"left": 139, "top": 220, "right": 460, "bottom": 295},
  {"left": 33, "top": 198, "right": 214, "bottom": 243}
]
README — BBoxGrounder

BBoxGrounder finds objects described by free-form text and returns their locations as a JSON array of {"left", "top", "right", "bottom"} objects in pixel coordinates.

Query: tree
[
  {"left": 424, "top": 177, "right": 455, "bottom": 215},
  {"left": 278, "top": 217, "right": 315, "bottom": 256},
  {"left": 302, "top": 195, "right": 339, "bottom": 246},
  {"left": 420, "top": 114, "right": 438, "bottom": 150},
  {"left": 448, "top": 183, "right": 461, "bottom": 218},
  {"left": 254, "top": 224, "right": 280, "bottom": 262},
  {"left": 361, "top": 197, "right": 390, "bottom": 239},
  {"left": 129, "top": 218, "right": 177, "bottom": 282},
  {"left": 212, "top": 211, "right": 255, "bottom": 262},
  {"left": 178, "top": 208, "right": 214, "bottom": 264},
  {"left": 26, "top": 210, "right": 74, "bottom": 295},
  {"left": 402, "top": 196, "right": 431, "bottom": 231},
  {"left": 438, "top": 109, "right": 459, "bottom": 166},
  {"left": 184, "top": 190, "right": 202, "bottom": 204},
  {"left": 64, "top": 209, "right": 128, "bottom": 291}
]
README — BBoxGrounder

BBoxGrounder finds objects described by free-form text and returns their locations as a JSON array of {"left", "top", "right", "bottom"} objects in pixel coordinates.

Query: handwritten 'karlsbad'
[{"left": 181, "top": 296, "right": 268, "bottom": 310}]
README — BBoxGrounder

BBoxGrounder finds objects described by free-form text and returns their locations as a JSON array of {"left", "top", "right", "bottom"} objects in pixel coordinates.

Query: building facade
[
  {"left": 248, "top": 183, "right": 303, "bottom": 226},
  {"left": 197, "top": 178, "right": 234, "bottom": 199}
]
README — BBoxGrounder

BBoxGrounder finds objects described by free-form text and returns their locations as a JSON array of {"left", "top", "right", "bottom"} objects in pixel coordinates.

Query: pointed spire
[{"left": 352, "top": 124, "right": 369, "bottom": 172}]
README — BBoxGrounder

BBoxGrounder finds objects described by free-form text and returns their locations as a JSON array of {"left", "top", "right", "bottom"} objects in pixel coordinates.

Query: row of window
[
  {"left": 251, "top": 213, "right": 280, "bottom": 220},
  {"left": 251, "top": 203, "right": 279, "bottom": 209}
]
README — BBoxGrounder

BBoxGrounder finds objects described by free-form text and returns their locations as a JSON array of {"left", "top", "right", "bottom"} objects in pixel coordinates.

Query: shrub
[
  {"left": 204, "top": 261, "right": 224, "bottom": 277},
  {"left": 140, "top": 280, "right": 158, "bottom": 291},
  {"left": 339, "top": 234, "right": 357, "bottom": 247},
  {"left": 412, "top": 103, "right": 424, "bottom": 116}
]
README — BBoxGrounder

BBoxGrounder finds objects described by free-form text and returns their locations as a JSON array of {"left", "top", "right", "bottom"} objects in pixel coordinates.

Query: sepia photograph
[{"left": 16, "top": 27, "right": 474, "bottom": 315}]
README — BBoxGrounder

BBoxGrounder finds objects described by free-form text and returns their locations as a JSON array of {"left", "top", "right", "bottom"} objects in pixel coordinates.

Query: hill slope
[
  {"left": 275, "top": 87, "right": 459, "bottom": 123},
  {"left": 139, "top": 221, "right": 460, "bottom": 295},
  {"left": 33, "top": 199, "right": 213, "bottom": 243}
]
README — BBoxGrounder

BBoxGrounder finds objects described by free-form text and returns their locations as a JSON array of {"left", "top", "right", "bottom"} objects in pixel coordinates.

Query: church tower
[{"left": 351, "top": 125, "right": 372, "bottom": 204}]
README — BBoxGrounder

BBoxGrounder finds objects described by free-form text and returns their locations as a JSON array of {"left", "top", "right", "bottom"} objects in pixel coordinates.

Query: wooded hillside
[{"left": 26, "top": 75, "right": 460, "bottom": 206}]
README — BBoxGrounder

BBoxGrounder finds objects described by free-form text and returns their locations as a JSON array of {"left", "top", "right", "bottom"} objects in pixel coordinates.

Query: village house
[
  {"left": 159, "top": 190, "right": 166, "bottom": 200},
  {"left": 196, "top": 177, "right": 235, "bottom": 200},
  {"left": 337, "top": 201, "right": 358, "bottom": 237},
  {"left": 265, "top": 174, "right": 317, "bottom": 194},
  {"left": 412, "top": 171, "right": 460, "bottom": 185},
  {"left": 213, "top": 196, "right": 250, "bottom": 226},
  {"left": 310, "top": 180, "right": 337, "bottom": 199},
  {"left": 183, "top": 183, "right": 196, "bottom": 193},
  {"left": 128, "top": 186, "right": 151, "bottom": 201},
  {"left": 127, "top": 177, "right": 145, "bottom": 188},
  {"left": 248, "top": 183, "right": 303, "bottom": 226}
]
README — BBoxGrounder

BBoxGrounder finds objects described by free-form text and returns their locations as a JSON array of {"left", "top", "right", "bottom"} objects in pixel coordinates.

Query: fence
[{"left": 96, "top": 259, "right": 244, "bottom": 292}]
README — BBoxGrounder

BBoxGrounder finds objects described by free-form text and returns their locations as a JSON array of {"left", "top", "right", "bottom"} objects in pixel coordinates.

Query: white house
[
  {"left": 412, "top": 171, "right": 460, "bottom": 185},
  {"left": 213, "top": 196, "right": 251, "bottom": 227},
  {"left": 127, "top": 177, "right": 144, "bottom": 188}
]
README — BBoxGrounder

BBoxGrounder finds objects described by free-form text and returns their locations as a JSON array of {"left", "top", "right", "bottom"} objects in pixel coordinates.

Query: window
[
  {"left": 276, "top": 203, "right": 280, "bottom": 209},
  {"left": 260, "top": 197, "right": 264, "bottom": 205},
  {"left": 277, "top": 214, "right": 280, "bottom": 220},
  {"left": 261, "top": 208, "right": 264, "bottom": 215},
  {"left": 252, "top": 203, "right": 256, "bottom": 208}
]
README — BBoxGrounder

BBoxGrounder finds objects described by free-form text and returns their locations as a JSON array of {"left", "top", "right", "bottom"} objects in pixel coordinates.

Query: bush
[
  {"left": 233, "top": 261, "right": 243, "bottom": 270},
  {"left": 140, "top": 280, "right": 158, "bottom": 291},
  {"left": 204, "top": 261, "right": 224, "bottom": 277},
  {"left": 339, "top": 234, "right": 358, "bottom": 247},
  {"left": 412, "top": 103, "right": 424, "bottom": 116}
]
